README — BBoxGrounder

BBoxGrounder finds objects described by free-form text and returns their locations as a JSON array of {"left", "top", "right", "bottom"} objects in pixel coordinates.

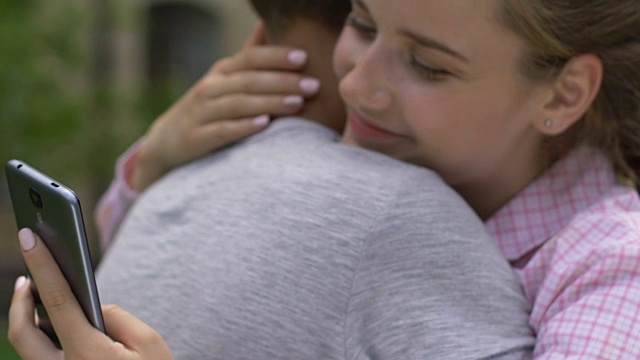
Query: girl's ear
[{"left": 535, "top": 54, "right": 603, "bottom": 136}]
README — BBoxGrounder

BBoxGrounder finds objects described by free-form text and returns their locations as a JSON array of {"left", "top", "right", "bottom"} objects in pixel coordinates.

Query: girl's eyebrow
[
  {"left": 353, "top": 0, "right": 372, "bottom": 15},
  {"left": 354, "top": 0, "right": 469, "bottom": 64},
  {"left": 398, "top": 29, "right": 470, "bottom": 64},
  {"left": 353, "top": 0, "right": 367, "bottom": 12}
]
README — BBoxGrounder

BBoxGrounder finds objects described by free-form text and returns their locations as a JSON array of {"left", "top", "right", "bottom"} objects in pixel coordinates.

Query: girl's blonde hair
[{"left": 499, "top": 0, "right": 640, "bottom": 184}]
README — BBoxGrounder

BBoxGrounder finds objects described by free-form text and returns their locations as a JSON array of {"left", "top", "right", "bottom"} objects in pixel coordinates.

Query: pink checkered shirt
[{"left": 486, "top": 146, "right": 640, "bottom": 359}]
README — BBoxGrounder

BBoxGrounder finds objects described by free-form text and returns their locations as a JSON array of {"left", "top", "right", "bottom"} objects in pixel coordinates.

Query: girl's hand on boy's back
[{"left": 133, "top": 22, "right": 321, "bottom": 191}]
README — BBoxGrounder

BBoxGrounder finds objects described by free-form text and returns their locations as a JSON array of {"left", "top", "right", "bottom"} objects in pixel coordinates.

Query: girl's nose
[{"left": 338, "top": 45, "right": 393, "bottom": 112}]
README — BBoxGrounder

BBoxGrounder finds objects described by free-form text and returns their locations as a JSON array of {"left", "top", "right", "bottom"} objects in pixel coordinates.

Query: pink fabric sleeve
[
  {"left": 527, "top": 220, "right": 640, "bottom": 359},
  {"left": 94, "top": 140, "right": 144, "bottom": 252}
]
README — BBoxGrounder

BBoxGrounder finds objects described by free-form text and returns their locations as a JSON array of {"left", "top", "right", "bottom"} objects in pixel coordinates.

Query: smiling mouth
[{"left": 347, "top": 110, "right": 405, "bottom": 141}]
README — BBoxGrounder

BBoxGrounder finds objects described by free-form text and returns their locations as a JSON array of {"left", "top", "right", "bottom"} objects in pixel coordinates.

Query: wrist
[{"left": 132, "top": 140, "right": 168, "bottom": 192}]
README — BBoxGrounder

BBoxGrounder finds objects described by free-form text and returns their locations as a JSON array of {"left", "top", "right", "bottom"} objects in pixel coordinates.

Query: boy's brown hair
[{"left": 248, "top": 0, "right": 351, "bottom": 38}]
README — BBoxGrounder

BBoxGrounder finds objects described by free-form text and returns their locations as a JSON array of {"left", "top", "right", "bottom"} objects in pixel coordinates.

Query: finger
[
  {"left": 188, "top": 116, "right": 271, "bottom": 154},
  {"left": 199, "top": 94, "right": 306, "bottom": 124},
  {"left": 244, "top": 21, "right": 267, "bottom": 48},
  {"left": 102, "top": 305, "right": 173, "bottom": 358},
  {"left": 8, "top": 277, "right": 63, "bottom": 360},
  {"left": 17, "top": 228, "right": 99, "bottom": 350},
  {"left": 201, "top": 71, "right": 321, "bottom": 99},
  {"left": 215, "top": 45, "right": 309, "bottom": 75}
]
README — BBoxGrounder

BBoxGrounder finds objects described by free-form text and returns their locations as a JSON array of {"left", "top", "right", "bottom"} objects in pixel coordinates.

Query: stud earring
[{"left": 544, "top": 119, "right": 554, "bottom": 128}]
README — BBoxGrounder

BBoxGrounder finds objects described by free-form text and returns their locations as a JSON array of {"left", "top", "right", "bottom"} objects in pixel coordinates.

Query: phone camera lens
[{"left": 29, "top": 187, "right": 43, "bottom": 209}]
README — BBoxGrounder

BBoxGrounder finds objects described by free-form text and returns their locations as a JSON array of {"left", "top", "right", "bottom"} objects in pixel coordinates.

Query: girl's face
[{"left": 334, "top": 0, "right": 552, "bottom": 216}]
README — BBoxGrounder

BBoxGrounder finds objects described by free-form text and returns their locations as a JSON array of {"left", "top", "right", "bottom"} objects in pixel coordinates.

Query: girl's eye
[
  {"left": 410, "top": 56, "right": 450, "bottom": 81},
  {"left": 347, "top": 15, "right": 377, "bottom": 40}
]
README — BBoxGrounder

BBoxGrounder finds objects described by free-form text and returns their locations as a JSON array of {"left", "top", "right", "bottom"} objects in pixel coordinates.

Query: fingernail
[
  {"left": 15, "top": 276, "right": 27, "bottom": 291},
  {"left": 299, "top": 78, "right": 320, "bottom": 94},
  {"left": 19, "top": 228, "right": 36, "bottom": 252},
  {"left": 287, "top": 50, "right": 307, "bottom": 65},
  {"left": 253, "top": 115, "right": 270, "bottom": 127},
  {"left": 283, "top": 95, "right": 303, "bottom": 107}
]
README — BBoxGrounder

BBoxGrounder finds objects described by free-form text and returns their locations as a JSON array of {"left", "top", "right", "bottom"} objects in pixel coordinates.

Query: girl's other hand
[{"left": 8, "top": 228, "right": 175, "bottom": 360}]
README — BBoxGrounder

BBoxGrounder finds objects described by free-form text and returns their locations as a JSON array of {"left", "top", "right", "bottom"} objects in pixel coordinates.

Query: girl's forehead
[
  {"left": 363, "top": 0, "right": 498, "bottom": 22},
  {"left": 362, "top": 0, "right": 506, "bottom": 44},
  {"left": 362, "top": 0, "right": 523, "bottom": 68}
]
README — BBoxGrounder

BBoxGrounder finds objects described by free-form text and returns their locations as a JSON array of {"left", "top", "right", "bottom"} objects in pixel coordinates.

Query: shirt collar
[{"left": 485, "top": 147, "right": 618, "bottom": 261}]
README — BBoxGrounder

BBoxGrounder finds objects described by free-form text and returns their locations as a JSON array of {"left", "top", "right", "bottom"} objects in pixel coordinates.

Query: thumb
[{"left": 101, "top": 305, "right": 173, "bottom": 357}]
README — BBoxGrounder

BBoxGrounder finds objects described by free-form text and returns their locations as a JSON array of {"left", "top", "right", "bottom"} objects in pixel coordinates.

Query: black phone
[{"left": 5, "top": 159, "right": 105, "bottom": 345}]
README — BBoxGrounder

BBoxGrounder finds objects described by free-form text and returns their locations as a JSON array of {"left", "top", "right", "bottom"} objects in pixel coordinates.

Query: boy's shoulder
[
  {"left": 144, "top": 116, "right": 467, "bottom": 224},
  {"left": 249, "top": 116, "right": 443, "bottom": 182}
]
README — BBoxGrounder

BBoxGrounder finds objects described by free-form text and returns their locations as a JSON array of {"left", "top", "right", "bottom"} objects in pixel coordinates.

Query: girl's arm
[
  {"left": 95, "top": 23, "right": 321, "bottom": 250},
  {"left": 94, "top": 141, "right": 143, "bottom": 251}
]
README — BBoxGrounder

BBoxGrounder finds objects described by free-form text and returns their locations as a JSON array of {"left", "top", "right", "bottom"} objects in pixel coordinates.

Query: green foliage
[
  {"left": 0, "top": 0, "right": 89, "bottom": 178},
  {"left": 137, "top": 78, "right": 182, "bottom": 128},
  {"left": 0, "top": 335, "right": 19, "bottom": 360}
]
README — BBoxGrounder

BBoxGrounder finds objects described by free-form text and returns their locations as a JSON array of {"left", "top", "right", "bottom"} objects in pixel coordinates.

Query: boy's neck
[{"left": 267, "top": 18, "right": 346, "bottom": 133}]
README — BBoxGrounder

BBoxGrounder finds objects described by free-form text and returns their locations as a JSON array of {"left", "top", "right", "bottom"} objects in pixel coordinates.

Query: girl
[{"left": 336, "top": 0, "right": 640, "bottom": 357}]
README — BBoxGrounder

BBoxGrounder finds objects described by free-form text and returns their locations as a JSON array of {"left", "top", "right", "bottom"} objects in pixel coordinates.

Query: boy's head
[
  {"left": 248, "top": 0, "right": 351, "bottom": 40},
  {"left": 247, "top": 0, "right": 351, "bottom": 133}
]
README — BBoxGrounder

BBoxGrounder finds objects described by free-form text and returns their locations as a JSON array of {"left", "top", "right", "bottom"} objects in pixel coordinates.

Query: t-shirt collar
[{"left": 485, "top": 147, "right": 618, "bottom": 261}]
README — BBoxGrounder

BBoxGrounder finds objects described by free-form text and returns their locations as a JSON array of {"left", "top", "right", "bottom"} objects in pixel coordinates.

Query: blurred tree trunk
[{"left": 86, "top": 0, "right": 115, "bottom": 263}]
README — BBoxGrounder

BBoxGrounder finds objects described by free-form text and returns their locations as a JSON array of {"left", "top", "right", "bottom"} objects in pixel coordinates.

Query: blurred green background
[{"left": 0, "top": 0, "right": 255, "bottom": 357}]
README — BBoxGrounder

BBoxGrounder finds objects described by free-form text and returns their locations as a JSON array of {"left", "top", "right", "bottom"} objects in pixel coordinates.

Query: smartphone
[{"left": 5, "top": 159, "right": 105, "bottom": 345}]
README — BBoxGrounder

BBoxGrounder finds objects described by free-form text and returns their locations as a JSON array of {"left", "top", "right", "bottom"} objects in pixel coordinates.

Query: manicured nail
[
  {"left": 18, "top": 228, "right": 36, "bottom": 252},
  {"left": 15, "top": 276, "right": 27, "bottom": 291},
  {"left": 283, "top": 95, "right": 303, "bottom": 107},
  {"left": 299, "top": 78, "right": 320, "bottom": 94},
  {"left": 287, "top": 50, "right": 308, "bottom": 65},
  {"left": 253, "top": 115, "right": 270, "bottom": 127}
]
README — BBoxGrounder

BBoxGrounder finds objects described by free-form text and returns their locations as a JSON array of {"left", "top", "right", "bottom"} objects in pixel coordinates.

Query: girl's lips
[{"left": 348, "top": 110, "right": 404, "bottom": 141}]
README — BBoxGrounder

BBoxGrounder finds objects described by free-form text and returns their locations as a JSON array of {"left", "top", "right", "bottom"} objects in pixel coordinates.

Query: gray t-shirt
[{"left": 97, "top": 118, "right": 534, "bottom": 359}]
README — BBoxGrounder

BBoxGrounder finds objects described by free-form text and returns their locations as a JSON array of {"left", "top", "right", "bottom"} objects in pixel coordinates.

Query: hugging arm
[
  {"left": 132, "top": 22, "right": 321, "bottom": 192},
  {"left": 95, "top": 22, "right": 319, "bottom": 249}
]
